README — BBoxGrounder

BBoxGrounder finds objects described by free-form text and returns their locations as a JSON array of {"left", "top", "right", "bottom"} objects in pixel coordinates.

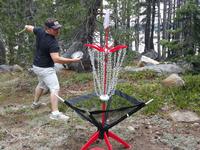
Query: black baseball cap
[{"left": 45, "top": 18, "right": 62, "bottom": 29}]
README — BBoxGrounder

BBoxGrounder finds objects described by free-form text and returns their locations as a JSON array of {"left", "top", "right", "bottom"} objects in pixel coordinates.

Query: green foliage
[
  {"left": 117, "top": 70, "right": 163, "bottom": 115},
  {"left": 161, "top": 39, "right": 179, "bottom": 53},
  {"left": 52, "top": 0, "right": 87, "bottom": 41},
  {"left": 176, "top": 0, "right": 200, "bottom": 46},
  {"left": 123, "top": 50, "right": 138, "bottom": 66},
  {"left": 0, "top": 0, "right": 31, "bottom": 65},
  {"left": 118, "top": 71, "right": 200, "bottom": 115},
  {"left": 104, "top": 0, "right": 137, "bottom": 47},
  {"left": 60, "top": 72, "right": 92, "bottom": 86},
  {"left": 110, "top": 27, "right": 134, "bottom": 44},
  {"left": 120, "top": 70, "right": 158, "bottom": 81},
  {"left": 176, "top": 0, "right": 200, "bottom": 20},
  {"left": 161, "top": 74, "right": 200, "bottom": 114},
  {"left": 0, "top": 0, "right": 87, "bottom": 66},
  {"left": 160, "top": 39, "right": 183, "bottom": 54},
  {"left": 117, "top": 80, "right": 163, "bottom": 115},
  {"left": 166, "top": 28, "right": 182, "bottom": 35},
  {"left": 161, "top": 0, "right": 200, "bottom": 60},
  {"left": 185, "top": 54, "right": 200, "bottom": 74},
  {"left": 70, "top": 72, "right": 93, "bottom": 84}
]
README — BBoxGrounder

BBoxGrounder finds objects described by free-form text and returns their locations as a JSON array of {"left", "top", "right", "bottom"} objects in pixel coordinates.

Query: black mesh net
[{"left": 64, "top": 90, "right": 145, "bottom": 130}]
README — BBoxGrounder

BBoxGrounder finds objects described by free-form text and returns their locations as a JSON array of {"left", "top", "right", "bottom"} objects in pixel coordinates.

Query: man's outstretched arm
[{"left": 50, "top": 53, "right": 81, "bottom": 64}]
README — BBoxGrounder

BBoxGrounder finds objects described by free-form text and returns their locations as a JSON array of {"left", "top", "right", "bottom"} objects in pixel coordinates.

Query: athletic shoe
[
  {"left": 31, "top": 102, "right": 46, "bottom": 109},
  {"left": 49, "top": 112, "right": 69, "bottom": 121}
]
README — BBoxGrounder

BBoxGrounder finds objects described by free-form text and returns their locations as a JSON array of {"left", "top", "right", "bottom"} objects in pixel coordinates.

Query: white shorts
[{"left": 32, "top": 65, "right": 60, "bottom": 93}]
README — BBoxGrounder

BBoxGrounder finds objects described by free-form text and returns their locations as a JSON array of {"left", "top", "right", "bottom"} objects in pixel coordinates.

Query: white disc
[{"left": 71, "top": 51, "right": 84, "bottom": 59}]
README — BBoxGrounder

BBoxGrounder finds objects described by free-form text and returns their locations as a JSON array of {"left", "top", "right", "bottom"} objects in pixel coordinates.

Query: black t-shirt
[{"left": 33, "top": 27, "right": 59, "bottom": 67}]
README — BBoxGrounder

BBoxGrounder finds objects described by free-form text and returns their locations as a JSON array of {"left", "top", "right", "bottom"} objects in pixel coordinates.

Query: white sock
[{"left": 52, "top": 111, "right": 60, "bottom": 115}]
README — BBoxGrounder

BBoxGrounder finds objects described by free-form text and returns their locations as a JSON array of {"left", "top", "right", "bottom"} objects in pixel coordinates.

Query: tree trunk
[
  {"left": 65, "top": 0, "right": 102, "bottom": 72},
  {"left": 150, "top": 0, "right": 155, "bottom": 51},
  {"left": 167, "top": 0, "right": 172, "bottom": 58},
  {"left": 113, "top": 0, "right": 119, "bottom": 46},
  {"left": 135, "top": 0, "right": 140, "bottom": 52},
  {"left": 157, "top": 0, "right": 161, "bottom": 60},
  {"left": 99, "top": 3, "right": 104, "bottom": 46},
  {"left": 162, "top": 0, "right": 167, "bottom": 60},
  {"left": 135, "top": 11, "right": 140, "bottom": 52},
  {"left": 0, "top": 40, "right": 6, "bottom": 64},
  {"left": 144, "top": 0, "right": 152, "bottom": 53},
  {"left": 126, "top": 0, "right": 132, "bottom": 50}
]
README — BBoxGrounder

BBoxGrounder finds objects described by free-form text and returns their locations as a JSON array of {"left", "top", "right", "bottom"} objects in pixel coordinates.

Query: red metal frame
[{"left": 80, "top": 128, "right": 131, "bottom": 150}]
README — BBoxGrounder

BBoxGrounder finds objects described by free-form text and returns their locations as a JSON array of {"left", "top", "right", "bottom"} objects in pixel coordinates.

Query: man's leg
[
  {"left": 49, "top": 90, "right": 69, "bottom": 121},
  {"left": 43, "top": 71, "right": 60, "bottom": 112},
  {"left": 33, "top": 84, "right": 44, "bottom": 103},
  {"left": 32, "top": 82, "right": 48, "bottom": 109},
  {"left": 32, "top": 65, "right": 49, "bottom": 104},
  {"left": 50, "top": 90, "right": 59, "bottom": 112},
  {"left": 44, "top": 69, "right": 69, "bottom": 121},
  {"left": 33, "top": 84, "right": 49, "bottom": 102}
]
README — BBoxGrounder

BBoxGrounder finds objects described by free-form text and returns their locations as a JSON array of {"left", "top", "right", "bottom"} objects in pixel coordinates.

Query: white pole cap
[{"left": 100, "top": 95, "right": 110, "bottom": 101}]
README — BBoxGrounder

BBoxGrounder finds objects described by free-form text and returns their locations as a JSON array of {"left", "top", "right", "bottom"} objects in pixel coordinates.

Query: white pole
[
  {"left": 145, "top": 99, "right": 154, "bottom": 105},
  {"left": 54, "top": 93, "right": 65, "bottom": 102}
]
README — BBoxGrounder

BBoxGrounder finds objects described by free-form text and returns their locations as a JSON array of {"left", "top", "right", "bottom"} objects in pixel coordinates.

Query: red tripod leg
[
  {"left": 81, "top": 131, "right": 100, "bottom": 150},
  {"left": 107, "top": 131, "right": 130, "bottom": 148},
  {"left": 104, "top": 132, "right": 112, "bottom": 150}
]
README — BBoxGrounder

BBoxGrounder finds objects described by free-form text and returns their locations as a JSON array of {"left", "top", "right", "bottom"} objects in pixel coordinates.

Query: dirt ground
[{"left": 0, "top": 71, "right": 200, "bottom": 150}]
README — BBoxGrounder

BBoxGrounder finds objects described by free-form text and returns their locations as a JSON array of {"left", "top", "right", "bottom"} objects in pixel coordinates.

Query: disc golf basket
[{"left": 55, "top": 10, "right": 153, "bottom": 150}]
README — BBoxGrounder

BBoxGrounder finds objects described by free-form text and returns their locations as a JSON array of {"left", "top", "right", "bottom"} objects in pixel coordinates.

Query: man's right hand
[{"left": 73, "top": 58, "right": 81, "bottom": 62}]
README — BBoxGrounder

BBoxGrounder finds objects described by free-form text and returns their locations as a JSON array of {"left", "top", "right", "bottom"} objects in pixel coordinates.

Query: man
[{"left": 25, "top": 18, "right": 81, "bottom": 121}]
